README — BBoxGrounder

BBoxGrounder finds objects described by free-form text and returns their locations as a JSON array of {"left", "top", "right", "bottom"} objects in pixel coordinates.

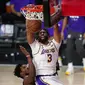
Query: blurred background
[{"left": 0, "top": 0, "right": 84, "bottom": 66}]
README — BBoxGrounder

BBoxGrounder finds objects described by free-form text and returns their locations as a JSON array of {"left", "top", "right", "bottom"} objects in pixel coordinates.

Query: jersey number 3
[{"left": 47, "top": 54, "right": 52, "bottom": 62}]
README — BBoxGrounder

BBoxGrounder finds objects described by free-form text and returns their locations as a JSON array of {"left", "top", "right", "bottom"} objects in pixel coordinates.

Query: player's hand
[
  {"left": 19, "top": 45, "right": 30, "bottom": 57},
  {"left": 53, "top": 24, "right": 58, "bottom": 29}
]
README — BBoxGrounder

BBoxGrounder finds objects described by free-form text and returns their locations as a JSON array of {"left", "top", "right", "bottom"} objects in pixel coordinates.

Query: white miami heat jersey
[{"left": 30, "top": 39, "right": 61, "bottom": 75}]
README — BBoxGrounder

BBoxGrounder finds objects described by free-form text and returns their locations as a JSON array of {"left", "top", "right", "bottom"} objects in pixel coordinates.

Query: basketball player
[
  {"left": 26, "top": 21, "right": 63, "bottom": 85},
  {"left": 14, "top": 46, "right": 36, "bottom": 85},
  {"left": 61, "top": 16, "right": 85, "bottom": 75}
]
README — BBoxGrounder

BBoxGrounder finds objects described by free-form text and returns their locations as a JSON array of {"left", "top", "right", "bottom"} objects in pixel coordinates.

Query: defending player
[{"left": 14, "top": 45, "right": 36, "bottom": 85}]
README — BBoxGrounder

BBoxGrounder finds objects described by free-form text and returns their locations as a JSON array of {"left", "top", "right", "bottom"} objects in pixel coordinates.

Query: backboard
[{"left": 43, "top": 0, "right": 61, "bottom": 27}]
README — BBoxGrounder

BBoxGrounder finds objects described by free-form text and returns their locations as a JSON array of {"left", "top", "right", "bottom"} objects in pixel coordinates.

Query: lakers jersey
[{"left": 30, "top": 39, "right": 61, "bottom": 75}]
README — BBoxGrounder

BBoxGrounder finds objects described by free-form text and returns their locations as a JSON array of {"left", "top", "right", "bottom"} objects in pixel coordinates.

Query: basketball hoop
[
  {"left": 21, "top": 4, "right": 43, "bottom": 21},
  {"left": 20, "top": 4, "right": 61, "bottom": 22}
]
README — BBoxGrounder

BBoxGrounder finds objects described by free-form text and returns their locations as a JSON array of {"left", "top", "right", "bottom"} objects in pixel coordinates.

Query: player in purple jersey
[{"left": 61, "top": 16, "right": 85, "bottom": 75}]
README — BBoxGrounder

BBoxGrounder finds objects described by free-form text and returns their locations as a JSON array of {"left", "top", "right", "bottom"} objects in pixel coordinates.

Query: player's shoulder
[
  {"left": 49, "top": 38, "right": 61, "bottom": 47},
  {"left": 30, "top": 40, "right": 41, "bottom": 54},
  {"left": 30, "top": 39, "right": 39, "bottom": 46}
]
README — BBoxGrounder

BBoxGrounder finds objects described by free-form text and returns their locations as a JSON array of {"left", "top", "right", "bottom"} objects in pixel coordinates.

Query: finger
[
  {"left": 19, "top": 45, "right": 23, "bottom": 48},
  {"left": 19, "top": 45, "right": 30, "bottom": 56},
  {"left": 19, "top": 45, "right": 25, "bottom": 50},
  {"left": 21, "top": 48, "right": 29, "bottom": 55},
  {"left": 19, "top": 46, "right": 26, "bottom": 53}
]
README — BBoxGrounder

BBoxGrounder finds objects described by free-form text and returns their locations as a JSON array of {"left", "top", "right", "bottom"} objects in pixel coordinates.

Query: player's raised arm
[
  {"left": 19, "top": 46, "right": 36, "bottom": 85},
  {"left": 26, "top": 19, "right": 42, "bottom": 44},
  {"left": 61, "top": 17, "right": 68, "bottom": 33},
  {"left": 19, "top": 45, "right": 36, "bottom": 76},
  {"left": 53, "top": 23, "right": 61, "bottom": 43},
  {"left": 26, "top": 20, "right": 35, "bottom": 44},
  {"left": 61, "top": 16, "right": 68, "bottom": 40}
]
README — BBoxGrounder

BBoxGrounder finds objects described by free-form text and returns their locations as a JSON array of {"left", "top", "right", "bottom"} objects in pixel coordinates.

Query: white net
[
  {"left": 21, "top": 4, "right": 61, "bottom": 22},
  {"left": 20, "top": 4, "right": 43, "bottom": 21}
]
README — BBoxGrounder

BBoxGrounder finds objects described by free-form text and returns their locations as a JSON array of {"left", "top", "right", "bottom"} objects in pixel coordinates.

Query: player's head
[
  {"left": 14, "top": 64, "right": 29, "bottom": 78},
  {"left": 38, "top": 29, "right": 49, "bottom": 44}
]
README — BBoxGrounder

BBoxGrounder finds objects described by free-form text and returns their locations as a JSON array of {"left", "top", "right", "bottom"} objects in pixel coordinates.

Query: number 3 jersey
[{"left": 30, "top": 39, "right": 61, "bottom": 75}]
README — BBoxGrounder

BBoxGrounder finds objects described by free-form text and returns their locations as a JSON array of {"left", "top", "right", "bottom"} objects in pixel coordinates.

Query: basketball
[{"left": 26, "top": 20, "right": 42, "bottom": 33}]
